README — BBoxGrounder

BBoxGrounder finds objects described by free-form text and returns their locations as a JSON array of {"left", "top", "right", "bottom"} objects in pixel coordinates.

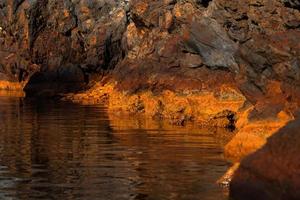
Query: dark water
[{"left": 0, "top": 95, "right": 229, "bottom": 200}]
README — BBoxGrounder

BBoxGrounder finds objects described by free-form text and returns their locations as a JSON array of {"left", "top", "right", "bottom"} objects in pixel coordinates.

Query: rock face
[
  {"left": 230, "top": 118, "right": 300, "bottom": 200},
  {"left": 0, "top": 0, "right": 127, "bottom": 93}
]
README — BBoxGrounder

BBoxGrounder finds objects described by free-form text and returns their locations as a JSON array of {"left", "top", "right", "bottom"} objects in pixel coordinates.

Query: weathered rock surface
[
  {"left": 0, "top": 0, "right": 128, "bottom": 94},
  {"left": 230, "top": 118, "right": 300, "bottom": 200}
]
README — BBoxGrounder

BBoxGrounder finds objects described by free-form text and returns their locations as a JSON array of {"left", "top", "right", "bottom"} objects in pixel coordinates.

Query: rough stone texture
[
  {"left": 0, "top": 0, "right": 128, "bottom": 94},
  {"left": 230, "top": 118, "right": 300, "bottom": 200}
]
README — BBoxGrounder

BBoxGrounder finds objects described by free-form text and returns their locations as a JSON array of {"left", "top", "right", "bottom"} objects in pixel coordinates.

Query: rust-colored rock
[{"left": 63, "top": 82, "right": 246, "bottom": 127}]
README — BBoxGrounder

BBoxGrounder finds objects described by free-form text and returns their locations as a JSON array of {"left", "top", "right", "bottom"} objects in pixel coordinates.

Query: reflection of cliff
[
  {"left": 0, "top": 98, "right": 228, "bottom": 199},
  {"left": 108, "top": 112, "right": 235, "bottom": 147}
]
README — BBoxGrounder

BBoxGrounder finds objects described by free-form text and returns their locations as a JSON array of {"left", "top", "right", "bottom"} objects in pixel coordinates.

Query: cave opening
[{"left": 23, "top": 68, "right": 88, "bottom": 97}]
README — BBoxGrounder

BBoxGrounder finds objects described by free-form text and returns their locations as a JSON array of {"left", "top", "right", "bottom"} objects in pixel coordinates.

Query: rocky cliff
[
  {"left": 0, "top": 0, "right": 300, "bottom": 199},
  {"left": 0, "top": 0, "right": 128, "bottom": 93}
]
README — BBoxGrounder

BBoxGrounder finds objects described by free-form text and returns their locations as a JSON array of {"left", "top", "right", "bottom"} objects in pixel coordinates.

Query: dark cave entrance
[{"left": 23, "top": 70, "right": 87, "bottom": 97}]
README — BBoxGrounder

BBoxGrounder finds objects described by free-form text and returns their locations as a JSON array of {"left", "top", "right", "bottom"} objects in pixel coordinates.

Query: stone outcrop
[
  {"left": 230, "top": 118, "right": 300, "bottom": 200},
  {"left": 63, "top": 82, "right": 245, "bottom": 127}
]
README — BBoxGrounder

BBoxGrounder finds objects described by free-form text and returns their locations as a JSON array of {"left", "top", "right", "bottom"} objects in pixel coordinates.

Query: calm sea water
[{"left": 0, "top": 95, "right": 229, "bottom": 200}]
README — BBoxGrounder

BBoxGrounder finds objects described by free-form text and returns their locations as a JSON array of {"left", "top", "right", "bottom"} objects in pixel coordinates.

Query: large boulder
[{"left": 230, "top": 118, "right": 300, "bottom": 200}]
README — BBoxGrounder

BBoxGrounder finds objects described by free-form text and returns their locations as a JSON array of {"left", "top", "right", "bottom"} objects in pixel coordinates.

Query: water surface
[{"left": 0, "top": 96, "right": 229, "bottom": 200}]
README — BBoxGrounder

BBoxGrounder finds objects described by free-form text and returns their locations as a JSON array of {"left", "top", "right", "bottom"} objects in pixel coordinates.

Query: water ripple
[{"left": 0, "top": 97, "right": 229, "bottom": 200}]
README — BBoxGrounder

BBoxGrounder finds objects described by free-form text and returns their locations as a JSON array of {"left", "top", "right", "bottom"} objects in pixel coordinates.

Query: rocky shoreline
[
  {"left": 0, "top": 0, "right": 300, "bottom": 199},
  {"left": 62, "top": 79, "right": 293, "bottom": 160}
]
